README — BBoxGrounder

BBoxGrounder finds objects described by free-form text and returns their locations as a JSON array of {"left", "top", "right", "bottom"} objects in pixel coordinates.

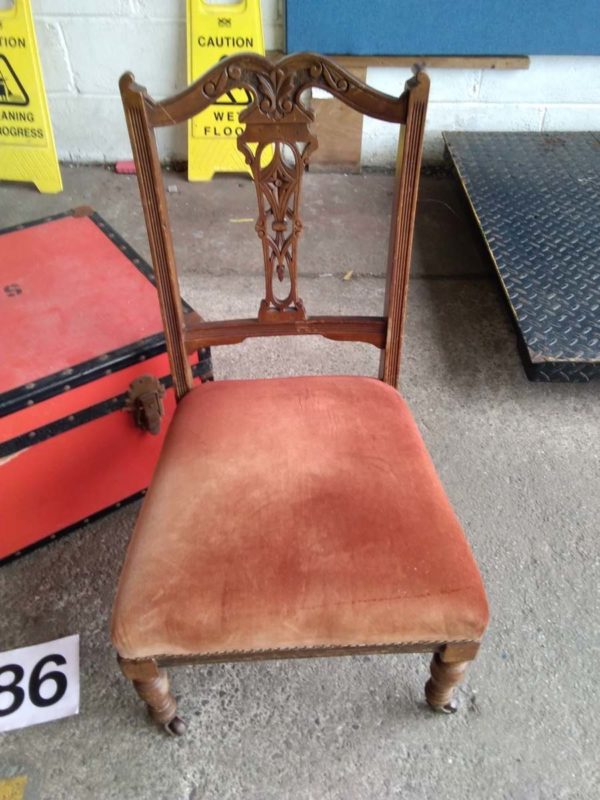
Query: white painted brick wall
[
  {"left": 30, "top": 1, "right": 600, "bottom": 165},
  {"left": 363, "top": 57, "right": 600, "bottom": 163}
]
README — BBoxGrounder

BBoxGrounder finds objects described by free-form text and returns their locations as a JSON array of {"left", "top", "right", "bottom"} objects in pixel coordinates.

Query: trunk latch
[{"left": 126, "top": 375, "right": 165, "bottom": 435}]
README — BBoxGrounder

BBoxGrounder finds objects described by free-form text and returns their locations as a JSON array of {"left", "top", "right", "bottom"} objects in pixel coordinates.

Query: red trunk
[{"left": 0, "top": 209, "right": 210, "bottom": 562}]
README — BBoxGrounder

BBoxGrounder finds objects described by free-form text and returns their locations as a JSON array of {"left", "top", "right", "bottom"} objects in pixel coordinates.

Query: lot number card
[{"left": 0, "top": 635, "right": 79, "bottom": 732}]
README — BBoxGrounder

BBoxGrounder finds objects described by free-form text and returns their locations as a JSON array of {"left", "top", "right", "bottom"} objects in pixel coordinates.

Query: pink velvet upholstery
[{"left": 112, "top": 376, "right": 488, "bottom": 660}]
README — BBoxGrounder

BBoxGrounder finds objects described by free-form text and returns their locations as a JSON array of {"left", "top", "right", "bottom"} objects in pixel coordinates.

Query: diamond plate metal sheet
[{"left": 443, "top": 132, "right": 600, "bottom": 382}]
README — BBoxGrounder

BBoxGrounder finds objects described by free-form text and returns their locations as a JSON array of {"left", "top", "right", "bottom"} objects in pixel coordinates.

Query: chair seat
[{"left": 112, "top": 376, "right": 488, "bottom": 660}]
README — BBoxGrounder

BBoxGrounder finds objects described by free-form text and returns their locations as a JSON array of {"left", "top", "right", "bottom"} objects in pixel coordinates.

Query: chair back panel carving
[
  {"left": 239, "top": 109, "right": 316, "bottom": 322},
  {"left": 120, "top": 53, "right": 429, "bottom": 399},
  {"left": 146, "top": 54, "right": 409, "bottom": 128}
]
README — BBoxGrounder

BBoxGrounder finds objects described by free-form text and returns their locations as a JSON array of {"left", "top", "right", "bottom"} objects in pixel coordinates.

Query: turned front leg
[
  {"left": 425, "top": 642, "right": 479, "bottom": 714},
  {"left": 119, "top": 657, "right": 186, "bottom": 735}
]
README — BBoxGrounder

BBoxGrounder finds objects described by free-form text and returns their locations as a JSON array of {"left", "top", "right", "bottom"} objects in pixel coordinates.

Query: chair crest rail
[{"left": 119, "top": 53, "right": 410, "bottom": 129}]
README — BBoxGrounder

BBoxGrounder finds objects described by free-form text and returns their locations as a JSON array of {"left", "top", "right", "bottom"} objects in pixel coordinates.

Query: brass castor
[
  {"left": 164, "top": 715, "right": 187, "bottom": 736},
  {"left": 425, "top": 684, "right": 458, "bottom": 714}
]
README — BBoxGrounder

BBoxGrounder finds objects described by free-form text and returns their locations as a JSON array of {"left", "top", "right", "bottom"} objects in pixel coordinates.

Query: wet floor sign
[
  {"left": 0, "top": 0, "right": 62, "bottom": 193},
  {"left": 187, "top": 0, "right": 266, "bottom": 181}
]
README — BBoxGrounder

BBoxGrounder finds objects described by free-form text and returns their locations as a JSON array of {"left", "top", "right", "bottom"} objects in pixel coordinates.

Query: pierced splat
[{"left": 238, "top": 105, "right": 317, "bottom": 322}]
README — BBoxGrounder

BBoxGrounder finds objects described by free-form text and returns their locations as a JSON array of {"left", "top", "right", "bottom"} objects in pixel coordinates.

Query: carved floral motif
[
  {"left": 201, "top": 57, "right": 360, "bottom": 319},
  {"left": 248, "top": 141, "right": 308, "bottom": 319},
  {"left": 202, "top": 59, "right": 351, "bottom": 123}
]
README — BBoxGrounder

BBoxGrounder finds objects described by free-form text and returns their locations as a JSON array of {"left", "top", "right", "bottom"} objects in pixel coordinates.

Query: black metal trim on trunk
[{"left": 0, "top": 361, "right": 210, "bottom": 458}]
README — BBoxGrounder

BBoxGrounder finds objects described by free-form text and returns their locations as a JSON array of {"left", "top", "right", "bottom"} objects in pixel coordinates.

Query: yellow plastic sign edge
[
  {"left": 0, "top": 0, "right": 62, "bottom": 193},
  {"left": 186, "top": 0, "right": 266, "bottom": 181}
]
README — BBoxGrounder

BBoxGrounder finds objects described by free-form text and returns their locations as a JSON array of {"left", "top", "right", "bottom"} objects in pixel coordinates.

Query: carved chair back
[{"left": 119, "top": 53, "right": 429, "bottom": 400}]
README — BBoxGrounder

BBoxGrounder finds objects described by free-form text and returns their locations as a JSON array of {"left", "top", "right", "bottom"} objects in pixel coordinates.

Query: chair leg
[
  {"left": 425, "top": 642, "right": 479, "bottom": 714},
  {"left": 118, "top": 657, "right": 186, "bottom": 736}
]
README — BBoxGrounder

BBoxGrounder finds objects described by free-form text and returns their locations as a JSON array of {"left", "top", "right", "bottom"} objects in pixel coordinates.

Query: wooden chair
[{"left": 112, "top": 53, "right": 489, "bottom": 735}]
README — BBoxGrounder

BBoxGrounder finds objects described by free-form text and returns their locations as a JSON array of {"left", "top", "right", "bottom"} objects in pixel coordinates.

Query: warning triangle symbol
[
  {"left": 215, "top": 87, "right": 253, "bottom": 106},
  {"left": 0, "top": 55, "right": 29, "bottom": 106}
]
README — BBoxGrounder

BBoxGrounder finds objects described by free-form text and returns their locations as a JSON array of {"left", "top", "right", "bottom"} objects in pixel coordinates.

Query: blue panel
[{"left": 285, "top": 0, "right": 600, "bottom": 56}]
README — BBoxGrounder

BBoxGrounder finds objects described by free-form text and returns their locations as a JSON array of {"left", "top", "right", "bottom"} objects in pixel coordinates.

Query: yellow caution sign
[
  {"left": 187, "top": 0, "right": 266, "bottom": 181},
  {"left": 0, "top": 0, "right": 62, "bottom": 193}
]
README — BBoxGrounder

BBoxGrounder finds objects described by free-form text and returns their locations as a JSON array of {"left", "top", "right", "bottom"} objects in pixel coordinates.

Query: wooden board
[
  {"left": 268, "top": 51, "right": 529, "bottom": 70},
  {"left": 310, "top": 66, "right": 366, "bottom": 171}
]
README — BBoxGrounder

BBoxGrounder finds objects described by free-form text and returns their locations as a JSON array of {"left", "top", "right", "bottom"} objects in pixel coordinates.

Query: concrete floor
[{"left": 1, "top": 166, "right": 599, "bottom": 800}]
